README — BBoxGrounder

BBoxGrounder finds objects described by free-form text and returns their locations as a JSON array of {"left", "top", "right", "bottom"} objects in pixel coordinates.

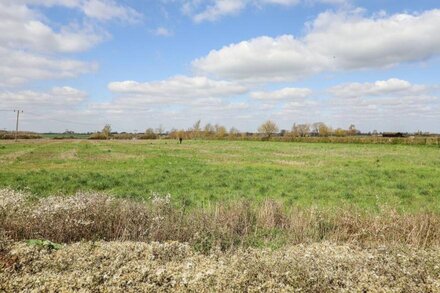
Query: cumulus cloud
[
  {"left": 328, "top": 78, "right": 428, "bottom": 98},
  {"left": 0, "top": 86, "right": 87, "bottom": 108},
  {"left": 74, "top": 75, "right": 253, "bottom": 131},
  {"left": 80, "top": 0, "right": 142, "bottom": 22},
  {"left": 193, "top": 35, "right": 327, "bottom": 82},
  {"left": 325, "top": 79, "right": 440, "bottom": 130},
  {"left": 251, "top": 87, "right": 312, "bottom": 101},
  {"left": 192, "top": 0, "right": 247, "bottom": 22},
  {"left": 108, "top": 76, "right": 248, "bottom": 105},
  {"left": 0, "top": 0, "right": 140, "bottom": 87},
  {"left": 12, "top": 0, "right": 142, "bottom": 23},
  {"left": 0, "top": 2, "right": 105, "bottom": 53},
  {"left": 265, "top": 78, "right": 440, "bottom": 132},
  {"left": 0, "top": 47, "right": 98, "bottom": 87},
  {"left": 153, "top": 27, "right": 174, "bottom": 37},
  {"left": 185, "top": 0, "right": 319, "bottom": 23},
  {"left": 193, "top": 9, "right": 440, "bottom": 82},
  {"left": 2, "top": 77, "right": 438, "bottom": 133}
]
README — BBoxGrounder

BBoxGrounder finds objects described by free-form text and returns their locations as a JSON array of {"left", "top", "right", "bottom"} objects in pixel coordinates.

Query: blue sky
[{"left": 1, "top": 0, "right": 440, "bottom": 133}]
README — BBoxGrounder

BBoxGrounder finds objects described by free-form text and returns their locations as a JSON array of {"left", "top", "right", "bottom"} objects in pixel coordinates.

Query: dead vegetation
[
  {"left": 1, "top": 189, "right": 440, "bottom": 291},
  {"left": 1, "top": 189, "right": 439, "bottom": 251},
  {"left": 1, "top": 241, "right": 439, "bottom": 292}
]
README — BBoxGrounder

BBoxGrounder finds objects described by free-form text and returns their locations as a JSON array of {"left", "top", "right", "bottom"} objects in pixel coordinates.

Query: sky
[{"left": 0, "top": 0, "right": 439, "bottom": 133}]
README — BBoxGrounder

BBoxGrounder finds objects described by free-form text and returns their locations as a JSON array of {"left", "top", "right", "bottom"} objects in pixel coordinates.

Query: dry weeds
[
  {"left": 1, "top": 189, "right": 439, "bottom": 251},
  {"left": 1, "top": 241, "right": 439, "bottom": 292}
]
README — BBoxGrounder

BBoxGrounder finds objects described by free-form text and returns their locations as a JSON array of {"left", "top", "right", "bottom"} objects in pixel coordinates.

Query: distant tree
[
  {"left": 215, "top": 124, "right": 227, "bottom": 138},
  {"left": 156, "top": 125, "right": 164, "bottom": 138},
  {"left": 192, "top": 120, "right": 202, "bottom": 138},
  {"left": 168, "top": 128, "right": 178, "bottom": 139},
  {"left": 204, "top": 123, "right": 215, "bottom": 137},
  {"left": 258, "top": 120, "right": 279, "bottom": 139},
  {"left": 312, "top": 122, "right": 331, "bottom": 137},
  {"left": 334, "top": 128, "right": 347, "bottom": 137},
  {"left": 143, "top": 128, "right": 157, "bottom": 139},
  {"left": 348, "top": 124, "right": 357, "bottom": 136},
  {"left": 102, "top": 124, "right": 112, "bottom": 139},
  {"left": 229, "top": 127, "right": 240, "bottom": 137},
  {"left": 291, "top": 123, "right": 310, "bottom": 137},
  {"left": 177, "top": 129, "right": 186, "bottom": 140},
  {"left": 64, "top": 129, "right": 75, "bottom": 134}
]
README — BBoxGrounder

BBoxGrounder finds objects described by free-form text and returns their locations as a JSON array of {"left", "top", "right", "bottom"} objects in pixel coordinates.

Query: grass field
[
  {"left": 0, "top": 139, "right": 439, "bottom": 211},
  {"left": 2, "top": 139, "right": 440, "bottom": 291}
]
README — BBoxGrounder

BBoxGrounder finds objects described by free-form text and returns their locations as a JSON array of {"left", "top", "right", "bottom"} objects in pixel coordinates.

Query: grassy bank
[{"left": 1, "top": 140, "right": 439, "bottom": 211}]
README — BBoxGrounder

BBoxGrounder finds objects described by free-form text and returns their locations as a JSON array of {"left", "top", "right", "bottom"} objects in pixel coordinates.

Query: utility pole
[{"left": 14, "top": 110, "right": 23, "bottom": 142}]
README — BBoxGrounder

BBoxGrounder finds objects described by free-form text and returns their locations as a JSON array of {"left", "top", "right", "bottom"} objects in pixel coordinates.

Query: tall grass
[{"left": 1, "top": 189, "right": 439, "bottom": 251}]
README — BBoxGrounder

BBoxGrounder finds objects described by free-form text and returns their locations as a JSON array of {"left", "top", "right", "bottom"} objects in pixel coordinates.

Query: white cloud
[
  {"left": 193, "top": 0, "right": 246, "bottom": 22},
  {"left": 325, "top": 79, "right": 440, "bottom": 130},
  {"left": 0, "top": 47, "right": 98, "bottom": 87},
  {"left": 12, "top": 0, "right": 142, "bottom": 22},
  {"left": 251, "top": 87, "right": 312, "bottom": 100},
  {"left": 0, "top": 86, "right": 87, "bottom": 108},
  {"left": 154, "top": 27, "right": 174, "bottom": 37},
  {"left": 193, "top": 9, "right": 440, "bottom": 82},
  {"left": 108, "top": 76, "right": 248, "bottom": 105},
  {"left": 264, "top": 0, "right": 299, "bottom": 4},
  {"left": 82, "top": 75, "right": 253, "bottom": 131},
  {"left": 0, "top": 0, "right": 139, "bottom": 87},
  {"left": 193, "top": 35, "right": 327, "bottom": 82},
  {"left": 0, "top": 2, "right": 105, "bottom": 53},
  {"left": 185, "top": 0, "right": 314, "bottom": 23},
  {"left": 328, "top": 78, "right": 428, "bottom": 98},
  {"left": 2, "top": 78, "right": 438, "bottom": 133},
  {"left": 81, "top": 0, "right": 142, "bottom": 22}
]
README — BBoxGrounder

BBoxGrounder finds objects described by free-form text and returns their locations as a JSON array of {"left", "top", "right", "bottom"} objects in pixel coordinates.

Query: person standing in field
[{"left": 179, "top": 137, "right": 183, "bottom": 144}]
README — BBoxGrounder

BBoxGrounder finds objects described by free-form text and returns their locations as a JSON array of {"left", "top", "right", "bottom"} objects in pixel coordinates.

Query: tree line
[{"left": 90, "top": 120, "right": 364, "bottom": 140}]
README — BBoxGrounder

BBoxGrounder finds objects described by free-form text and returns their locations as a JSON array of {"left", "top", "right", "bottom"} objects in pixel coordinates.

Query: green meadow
[{"left": 1, "top": 139, "right": 439, "bottom": 211}]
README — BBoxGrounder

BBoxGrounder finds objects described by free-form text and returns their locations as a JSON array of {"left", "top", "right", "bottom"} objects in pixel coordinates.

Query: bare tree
[
  {"left": 258, "top": 120, "right": 279, "bottom": 139},
  {"left": 215, "top": 124, "right": 227, "bottom": 138},
  {"left": 204, "top": 123, "right": 215, "bottom": 137},
  {"left": 229, "top": 127, "right": 240, "bottom": 137},
  {"left": 311, "top": 122, "right": 332, "bottom": 137},
  {"left": 291, "top": 123, "right": 310, "bottom": 137},
  {"left": 144, "top": 128, "right": 157, "bottom": 139},
  {"left": 155, "top": 125, "right": 164, "bottom": 138},
  {"left": 102, "top": 124, "right": 112, "bottom": 139},
  {"left": 192, "top": 120, "right": 202, "bottom": 138},
  {"left": 348, "top": 124, "right": 357, "bottom": 136}
]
